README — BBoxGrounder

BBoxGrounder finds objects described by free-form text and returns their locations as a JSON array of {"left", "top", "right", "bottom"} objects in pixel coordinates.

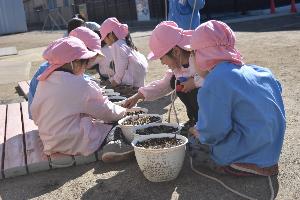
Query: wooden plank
[
  {"left": 18, "top": 81, "right": 30, "bottom": 100},
  {"left": 4, "top": 103, "right": 27, "bottom": 178},
  {"left": 21, "top": 102, "right": 50, "bottom": 173},
  {"left": 49, "top": 153, "right": 74, "bottom": 169},
  {"left": 0, "top": 105, "right": 6, "bottom": 179}
]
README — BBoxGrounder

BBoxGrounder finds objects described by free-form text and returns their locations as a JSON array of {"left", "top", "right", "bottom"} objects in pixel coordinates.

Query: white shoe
[{"left": 100, "top": 140, "right": 134, "bottom": 163}]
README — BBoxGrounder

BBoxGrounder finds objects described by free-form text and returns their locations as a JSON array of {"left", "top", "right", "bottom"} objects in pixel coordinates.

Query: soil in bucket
[
  {"left": 122, "top": 115, "right": 161, "bottom": 125},
  {"left": 136, "top": 137, "right": 184, "bottom": 149},
  {"left": 126, "top": 110, "right": 146, "bottom": 116},
  {"left": 136, "top": 125, "right": 179, "bottom": 135}
]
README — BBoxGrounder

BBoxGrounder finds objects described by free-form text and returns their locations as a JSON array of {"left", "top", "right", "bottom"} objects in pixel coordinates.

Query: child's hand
[
  {"left": 189, "top": 127, "right": 200, "bottom": 138},
  {"left": 181, "top": 77, "right": 196, "bottom": 93},
  {"left": 111, "top": 80, "right": 118, "bottom": 88},
  {"left": 122, "top": 92, "right": 145, "bottom": 108}
]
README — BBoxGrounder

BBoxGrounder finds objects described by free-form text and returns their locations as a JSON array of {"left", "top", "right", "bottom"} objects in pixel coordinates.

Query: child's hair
[
  {"left": 73, "top": 14, "right": 86, "bottom": 22},
  {"left": 165, "top": 46, "right": 190, "bottom": 58},
  {"left": 125, "top": 32, "right": 138, "bottom": 51},
  {"left": 55, "top": 59, "right": 89, "bottom": 74},
  {"left": 110, "top": 31, "right": 137, "bottom": 51},
  {"left": 67, "top": 18, "right": 85, "bottom": 34}
]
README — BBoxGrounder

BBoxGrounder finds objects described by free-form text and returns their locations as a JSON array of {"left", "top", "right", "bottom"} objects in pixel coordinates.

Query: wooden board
[
  {"left": 21, "top": 102, "right": 50, "bottom": 173},
  {"left": 3, "top": 103, "right": 27, "bottom": 178},
  {"left": 18, "top": 81, "right": 30, "bottom": 100},
  {"left": 0, "top": 105, "right": 6, "bottom": 179}
]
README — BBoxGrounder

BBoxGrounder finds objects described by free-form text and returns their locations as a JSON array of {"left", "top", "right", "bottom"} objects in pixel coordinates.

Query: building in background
[
  {"left": 23, "top": 0, "right": 74, "bottom": 29},
  {"left": 73, "top": 0, "right": 164, "bottom": 26},
  {"left": 0, "top": 0, "right": 27, "bottom": 35},
  {"left": 10, "top": 0, "right": 299, "bottom": 31}
]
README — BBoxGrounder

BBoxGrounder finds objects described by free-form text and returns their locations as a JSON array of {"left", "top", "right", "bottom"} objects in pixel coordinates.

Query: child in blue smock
[
  {"left": 168, "top": 0, "right": 205, "bottom": 29},
  {"left": 189, "top": 20, "right": 286, "bottom": 176}
]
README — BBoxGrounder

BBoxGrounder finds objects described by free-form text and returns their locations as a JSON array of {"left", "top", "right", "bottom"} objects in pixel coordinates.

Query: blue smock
[{"left": 196, "top": 62, "right": 286, "bottom": 167}]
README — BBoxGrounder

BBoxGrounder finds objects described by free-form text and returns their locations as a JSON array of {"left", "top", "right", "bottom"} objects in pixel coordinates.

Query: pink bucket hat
[
  {"left": 69, "top": 26, "right": 104, "bottom": 56},
  {"left": 147, "top": 21, "right": 192, "bottom": 60},
  {"left": 99, "top": 17, "right": 128, "bottom": 41},
  {"left": 38, "top": 36, "right": 97, "bottom": 81},
  {"left": 191, "top": 20, "right": 243, "bottom": 71}
]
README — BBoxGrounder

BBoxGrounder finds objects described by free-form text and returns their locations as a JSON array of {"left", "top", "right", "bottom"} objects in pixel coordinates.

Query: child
[
  {"left": 30, "top": 37, "right": 133, "bottom": 162},
  {"left": 99, "top": 17, "right": 148, "bottom": 88},
  {"left": 167, "top": 0, "right": 205, "bottom": 29},
  {"left": 123, "top": 21, "right": 203, "bottom": 129},
  {"left": 28, "top": 28, "right": 105, "bottom": 118},
  {"left": 189, "top": 20, "right": 286, "bottom": 176},
  {"left": 67, "top": 17, "right": 85, "bottom": 34}
]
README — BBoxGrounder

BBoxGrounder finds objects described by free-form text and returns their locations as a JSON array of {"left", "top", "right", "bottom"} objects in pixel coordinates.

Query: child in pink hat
[
  {"left": 124, "top": 21, "right": 204, "bottom": 130},
  {"left": 99, "top": 17, "right": 148, "bottom": 88},
  {"left": 188, "top": 20, "right": 285, "bottom": 176},
  {"left": 30, "top": 37, "right": 134, "bottom": 163},
  {"left": 28, "top": 26, "right": 106, "bottom": 118},
  {"left": 69, "top": 26, "right": 115, "bottom": 79}
]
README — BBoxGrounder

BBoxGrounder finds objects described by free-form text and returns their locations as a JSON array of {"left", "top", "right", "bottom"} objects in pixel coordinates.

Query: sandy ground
[{"left": 0, "top": 14, "right": 300, "bottom": 200}]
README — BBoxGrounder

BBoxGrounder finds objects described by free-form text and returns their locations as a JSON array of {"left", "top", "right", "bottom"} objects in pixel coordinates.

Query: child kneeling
[{"left": 31, "top": 36, "right": 133, "bottom": 163}]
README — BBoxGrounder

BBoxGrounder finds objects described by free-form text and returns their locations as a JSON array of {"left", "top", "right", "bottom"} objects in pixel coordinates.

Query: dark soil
[
  {"left": 136, "top": 137, "right": 184, "bottom": 149},
  {"left": 136, "top": 125, "right": 178, "bottom": 135},
  {"left": 122, "top": 115, "right": 161, "bottom": 125},
  {"left": 126, "top": 110, "right": 146, "bottom": 116},
  {"left": 100, "top": 81, "right": 138, "bottom": 98},
  {"left": 109, "top": 98, "right": 125, "bottom": 103}
]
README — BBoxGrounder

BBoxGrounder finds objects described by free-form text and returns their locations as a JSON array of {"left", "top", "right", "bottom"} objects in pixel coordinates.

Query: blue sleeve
[
  {"left": 196, "top": 87, "right": 233, "bottom": 145},
  {"left": 28, "top": 62, "right": 49, "bottom": 119},
  {"left": 187, "top": 0, "right": 205, "bottom": 10}
]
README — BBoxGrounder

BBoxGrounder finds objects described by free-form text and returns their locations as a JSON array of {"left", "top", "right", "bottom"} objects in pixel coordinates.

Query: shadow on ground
[
  {"left": 83, "top": 156, "right": 279, "bottom": 200},
  {"left": 0, "top": 164, "right": 95, "bottom": 200}
]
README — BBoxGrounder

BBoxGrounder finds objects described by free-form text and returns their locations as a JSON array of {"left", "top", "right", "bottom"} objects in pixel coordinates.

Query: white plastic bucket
[
  {"left": 132, "top": 133, "right": 188, "bottom": 182},
  {"left": 118, "top": 114, "right": 162, "bottom": 142}
]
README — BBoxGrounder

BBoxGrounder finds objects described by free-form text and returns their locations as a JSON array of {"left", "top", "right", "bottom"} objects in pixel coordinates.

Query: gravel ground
[{"left": 0, "top": 14, "right": 299, "bottom": 200}]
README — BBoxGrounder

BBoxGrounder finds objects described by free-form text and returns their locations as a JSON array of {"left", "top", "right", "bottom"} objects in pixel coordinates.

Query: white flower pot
[
  {"left": 132, "top": 133, "right": 188, "bottom": 182},
  {"left": 118, "top": 114, "right": 162, "bottom": 142},
  {"left": 133, "top": 122, "right": 181, "bottom": 139}
]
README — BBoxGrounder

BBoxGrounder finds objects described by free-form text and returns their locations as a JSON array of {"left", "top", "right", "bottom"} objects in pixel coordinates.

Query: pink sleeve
[
  {"left": 83, "top": 81, "right": 126, "bottom": 122},
  {"left": 109, "top": 41, "right": 129, "bottom": 84},
  {"left": 138, "top": 70, "right": 174, "bottom": 101}
]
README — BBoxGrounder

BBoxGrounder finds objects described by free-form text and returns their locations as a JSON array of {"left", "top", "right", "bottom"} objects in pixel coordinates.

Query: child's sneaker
[{"left": 99, "top": 140, "right": 134, "bottom": 163}]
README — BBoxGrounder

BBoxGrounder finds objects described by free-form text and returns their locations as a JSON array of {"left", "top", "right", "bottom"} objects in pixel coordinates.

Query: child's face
[
  {"left": 160, "top": 47, "right": 187, "bottom": 70},
  {"left": 160, "top": 54, "right": 179, "bottom": 70},
  {"left": 191, "top": 52, "right": 209, "bottom": 78},
  {"left": 86, "top": 55, "right": 98, "bottom": 69},
  {"left": 103, "top": 33, "right": 115, "bottom": 46},
  {"left": 73, "top": 60, "right": 88, "bottom": 75}
]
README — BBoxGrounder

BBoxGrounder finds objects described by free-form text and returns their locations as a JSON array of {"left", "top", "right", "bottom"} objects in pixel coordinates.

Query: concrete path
[
  {"left": 0, "top": 61, "right": 31, "bottom": 84},
  {"left": 0, "top": 47, "right": 17, "bottom": 57}
]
